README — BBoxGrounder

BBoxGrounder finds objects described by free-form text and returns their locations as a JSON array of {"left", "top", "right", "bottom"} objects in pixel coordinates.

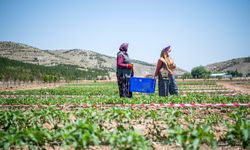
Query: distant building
[{"left": 210, "top": 73, "right": 232, "bottom": 78}]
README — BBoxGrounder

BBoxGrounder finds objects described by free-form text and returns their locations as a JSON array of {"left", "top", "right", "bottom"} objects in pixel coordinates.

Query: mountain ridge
[
  {"left": 205, "top": 56, "right": 250, "bottom": 76},
  {"left": 0, "top": 41, "right": 188, "bottom": 79}
]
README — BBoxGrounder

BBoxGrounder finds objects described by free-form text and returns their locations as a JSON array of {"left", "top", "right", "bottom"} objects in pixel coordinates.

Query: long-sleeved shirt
[
  {"left": 154, "top": 59, "right": 163, "bottom": 77},
  {"left": 117, "top": 54, "right": 129, "bottom": 68},
  {"left": 154, "top": 57, "right": 174, "bottom": 77},
  {"left": 117, "top": 52, "right": 134, "bottom": 76}
]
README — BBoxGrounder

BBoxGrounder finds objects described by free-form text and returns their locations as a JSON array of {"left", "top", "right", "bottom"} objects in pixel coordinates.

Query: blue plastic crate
[{"left": 129, "top": 77, "right": 156, "bottom": 93}]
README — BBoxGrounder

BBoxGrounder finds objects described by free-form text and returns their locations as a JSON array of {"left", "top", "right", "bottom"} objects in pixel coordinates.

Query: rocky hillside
[
  {"left": 206, "top": 57, "right": 250, "bottom": 76},
  {"left": 0, "top": 41, "right": 187, "bottom": 79}
]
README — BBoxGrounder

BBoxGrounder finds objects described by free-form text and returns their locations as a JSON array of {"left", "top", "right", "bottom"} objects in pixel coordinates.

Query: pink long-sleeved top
[
  {"left": 154, "top": 57, "right": 175, "bottom": 77},
  {"left": 154, "top": 59, "right": 163, "bottom": 77},
  {"left": 117, "top": 54, "right": 129, "bottom": 68},
  {"left": 117, "top": 54, "right": 134, "bottom": 76}
]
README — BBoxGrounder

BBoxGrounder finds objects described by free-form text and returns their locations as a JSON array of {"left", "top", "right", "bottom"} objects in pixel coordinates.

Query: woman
[
  {"left": 116, "top": 43, "right": 134, "bottom": 98},
  {"left": 154, "top": 45, "right": 179, "bottom": 96}
]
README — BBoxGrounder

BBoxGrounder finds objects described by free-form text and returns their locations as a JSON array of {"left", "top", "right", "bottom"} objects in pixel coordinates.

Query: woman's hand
[
  {"left": 154, "top": 76, "right": 158, "bottom": 80},
  {"left": 172, "top": 63, "right": 176, "bottom": 69},
  {"left": 128, "top": 64, "right": 133, "bottom": 69},
  {"left": 131, "top": 69, "right": 134, "bottom": 77},
  {"left": 169, "top": 70, "right": 173, "bottom": 75}
]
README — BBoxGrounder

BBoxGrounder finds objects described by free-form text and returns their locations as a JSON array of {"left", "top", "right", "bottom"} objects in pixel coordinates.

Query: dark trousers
[
  {"left": 158, "top": 76, "right": 179, "bottom": 96},
  {"left": 117, "top": 74, "right": 132, "bottom": 98},
  {"left": 158, "top": 78, "right": 169, "bottom": 96},
  {"left": 169, "top": 75, "right": 179, "bottom": 95}
]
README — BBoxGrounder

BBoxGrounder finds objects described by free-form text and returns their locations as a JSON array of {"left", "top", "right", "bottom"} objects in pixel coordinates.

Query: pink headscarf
[
  {"left": 160, "top": 45, "right": 171, "bottom": 57},
  {"left": 119, "top": 43, "right": 129, "bottom": 51},
  {"left": 162, "top": 45, "right": 171, "bottom": 52}
]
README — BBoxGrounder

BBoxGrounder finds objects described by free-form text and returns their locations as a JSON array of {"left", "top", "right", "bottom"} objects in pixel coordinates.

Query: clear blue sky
[{"left": 0, "top": 0, "right": 249, "bottom": 71}]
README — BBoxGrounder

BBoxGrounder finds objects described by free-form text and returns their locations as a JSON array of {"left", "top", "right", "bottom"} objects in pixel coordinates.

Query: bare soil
[
  {"left": 0, "top": 83, "right": 63, "bottom": 91},
  {"left": 217, "top": 81, "right": 250, "bottom": 95}
]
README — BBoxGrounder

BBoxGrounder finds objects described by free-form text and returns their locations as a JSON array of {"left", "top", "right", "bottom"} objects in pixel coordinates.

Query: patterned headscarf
[
  {"left": 162, "top": 45, "right": 171, "bottom": 52},
  {"left": 160, "top": 45, "right": 171, "bottom": 57},
  {"left": 119, "top": 43, "right": 129, "bottom": 51}
]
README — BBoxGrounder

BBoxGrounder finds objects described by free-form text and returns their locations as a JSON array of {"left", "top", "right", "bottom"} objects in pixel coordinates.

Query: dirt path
[
  {"left": 217, "top": 82, "right": 250, "bottom": 95},
  {"left": 0, "top": 83, "right": 64, "bottom": 91}
]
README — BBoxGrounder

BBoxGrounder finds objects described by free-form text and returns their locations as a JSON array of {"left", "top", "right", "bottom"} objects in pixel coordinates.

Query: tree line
[
  {"left": 0, "top": 57, "right": 110, "bottom": 86},
  {"left": 181, "top": 66, "right": 244, "bottom": 80}
]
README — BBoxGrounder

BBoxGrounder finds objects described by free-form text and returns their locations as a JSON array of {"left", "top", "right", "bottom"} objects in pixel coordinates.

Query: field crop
[{"left": 0, "top": 80, "right": 249, "bottom": 149}]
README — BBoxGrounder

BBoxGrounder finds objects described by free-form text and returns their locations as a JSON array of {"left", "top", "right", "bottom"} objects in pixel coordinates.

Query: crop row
[
  {"left": 0, "top": 81, "right": 223, "bottom": 95},
  {"left": 0, "top": 92, "right": 240, "bottom": 100},
  {"left": 0, "top": 93, "right": 249, "bottom": 105},
  {"left": 0, "top": 82, "right": 249, "bottom": 150},
  {"left": 0, "top": 107, "right": 249, "bottom": 149},
  {"left": 0, "top": 88, "right": 237, "bottom": 97}
]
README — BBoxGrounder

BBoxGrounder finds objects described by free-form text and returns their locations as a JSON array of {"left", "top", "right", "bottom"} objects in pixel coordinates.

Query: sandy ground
[
  {"left": 0, "top": 83, "right": 64, "bottom": 91},
  {"left": 217, "top": 81, "right": 250, "bottom": 95}
]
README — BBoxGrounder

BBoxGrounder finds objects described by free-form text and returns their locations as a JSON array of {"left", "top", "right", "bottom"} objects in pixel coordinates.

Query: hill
[
  {"left": 205, "top": 57, "right": 250, "bottom": 76},
  {"left": 0, "top": 41, "right": 187, "bottom": 79},
  {"left": 0, "top": 56, "right": 109, "bottom": 83}
]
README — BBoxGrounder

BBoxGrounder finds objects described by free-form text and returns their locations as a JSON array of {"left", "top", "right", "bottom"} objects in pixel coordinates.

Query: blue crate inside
[{"left": 129, "top": 77, "right": 156, "bottom": 93}]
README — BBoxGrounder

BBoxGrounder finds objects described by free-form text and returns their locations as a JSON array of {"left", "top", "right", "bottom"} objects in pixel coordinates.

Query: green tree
[
  {"left": 182, "top": 72, "right": 192, "bottom": 80},
  {"left": 0, "top": 74, "right": 3, "bottom": 81},
  {"left": 0, "top": 56, "right": 109, "bottom": 82},
  {"left": 29, "top": 76, "right": 34, "bottom": 83},
  {"left": 53, "top": 76, "right": 58, "bottom": 84},
  {"left": 43, "top": 75, "right": 49, "bottom": 83},
  {"left": 3, "top": 73, "right": 11, "bottom": 87},
  {"left": 227, "top": 70, "right": 243, "bottom": 77},
  {"left": 191, "top": 66, "right": 210, "bottom": 79}
]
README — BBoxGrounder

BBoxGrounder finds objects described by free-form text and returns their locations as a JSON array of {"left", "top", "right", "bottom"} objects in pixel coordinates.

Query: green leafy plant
[
  {"left": 0, "top": 127, "right": 52, "bottom": 150},
  {"left": 106, "top": 125, "right": 152, "bottom": 150},
  {"left": 59, "top": 120, "right": 103, "bottom": 149},
  {"left": 226, "top": 113, "right": 250, "bottom": 148},
  {"left": 167, "top": 124, "right": 217, "bottom": 150}
]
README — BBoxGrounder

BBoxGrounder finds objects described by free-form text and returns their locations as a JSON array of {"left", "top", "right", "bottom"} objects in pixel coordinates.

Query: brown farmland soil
[{"left": 217, "top": 81, "right": 250, "bottom": 95}]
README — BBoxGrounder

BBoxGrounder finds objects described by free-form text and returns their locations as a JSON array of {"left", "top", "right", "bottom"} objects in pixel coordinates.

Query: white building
[{"left": 210, "top": 73, "right": 232, "bottom": 78}]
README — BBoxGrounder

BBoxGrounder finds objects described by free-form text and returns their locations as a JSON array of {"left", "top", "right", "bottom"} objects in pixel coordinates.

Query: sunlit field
[{"left": 0, "top": 80, "right": 249, "bottom": 149}]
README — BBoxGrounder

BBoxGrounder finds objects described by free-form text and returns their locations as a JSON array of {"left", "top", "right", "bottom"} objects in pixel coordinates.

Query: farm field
[{"left": 0, "top": 80, "right": 249, "bottom": 150}]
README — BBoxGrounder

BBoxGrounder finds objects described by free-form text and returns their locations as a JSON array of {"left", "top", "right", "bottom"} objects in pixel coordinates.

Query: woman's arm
[
  {"left": 117, "top": 55, "right": 129, "bottom": 68},
  {"left": 169, "top": 57, "right": 176, "bottom": 70},
  {"left": 154, "top": 59, "right": 162, "bottom": 78},
  {"left": 160, "top": 57, "right": 173, "bottom": 75}
]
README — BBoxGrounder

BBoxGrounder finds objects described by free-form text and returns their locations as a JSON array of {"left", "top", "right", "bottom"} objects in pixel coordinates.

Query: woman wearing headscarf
[
  {"left": 154, "top": 45, "right": 179, "bottom": 96},
  {"left": 116, "top": 43, "right": 134, "bottom": 98}
]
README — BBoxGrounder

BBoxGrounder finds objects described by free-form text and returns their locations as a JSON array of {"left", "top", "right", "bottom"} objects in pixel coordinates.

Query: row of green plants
[
  {"left": 0, "top": 119, "right": 152, "bottom": 150},
  {"left": 0, "top": 85, "right": 233, "bottom": 96},
  {"left": 178, "top": 86, "right": 226, "bottom": 90},
  {"left": 0, "top": 107, "right": 249, "bottom": 149},
  {"left": 0, "top": 82, "right": 249, "bottom": 149},
  {"left": 0, "top": 84, "right": 117, "bottom": 95},
  {"left": 0, "top": 93, "right": 249, "bottom": 105},
  {"left": 177, "top": 81, "right": 217, "bottom": 85},
  {"left": 179, "top": 86, "right": 230, "bottom": 92}
]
